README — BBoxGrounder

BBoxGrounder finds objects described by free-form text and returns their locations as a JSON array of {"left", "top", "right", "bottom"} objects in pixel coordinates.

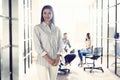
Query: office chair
[
  {"left": 83, "top": 46, "right": 93, "bottom": 64},
  {"left": 58, "top": 60, "right": 70, "bottom": 75},
  {"left": 58, "top": 49, "right": 76, "bottom": 75},
  {"left": 84, "top": 47, "right": 104, "bottom": 73}
]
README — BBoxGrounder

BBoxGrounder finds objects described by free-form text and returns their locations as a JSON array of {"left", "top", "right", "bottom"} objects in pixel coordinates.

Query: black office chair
[
  {"left": 58, "top": 61, "right": 70, "bottom": 75},
  {"left": 84, "top": 47, "right": 104, "bottom": 73},
  {"left": 83, "top": 46, "right": 93, "bottom": 64},
  {"left": 58, "top": 49, "right": 76, "bottom": 75}
]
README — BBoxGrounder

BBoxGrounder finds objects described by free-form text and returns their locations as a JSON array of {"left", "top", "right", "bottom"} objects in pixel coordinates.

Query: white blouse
[{"left": 33, "top": 22, "right": 63, "bottom": 67}]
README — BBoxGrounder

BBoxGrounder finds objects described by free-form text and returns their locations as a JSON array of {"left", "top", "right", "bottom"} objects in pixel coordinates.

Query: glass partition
[
  {"left": 118, "top": 4, "right": 120, "bottom": 28},
  {"left": 116, "top": 1, "right": 120, "bottom": 77},
  {"left": 0, "top": 0, "right": 32, "bottom": 79},
  {"left": 109, "top": 7, "right": 115, "bottom": 55},
  {"left": 23, "top": 0, "right": 32, "bottom": 74},
  {"left": 1, "top": 0, "right": 10, "bottom": 79},
  {"left": 91, "top": 0, "right": 120, "bottom": 77},
  {"left": 0, "top": 1, "right": 2, "bottom": 79}
]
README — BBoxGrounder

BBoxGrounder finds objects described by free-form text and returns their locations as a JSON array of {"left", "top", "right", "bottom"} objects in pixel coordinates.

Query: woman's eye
[
  {"left": 43, "top": 12, "right": 46, "bottom": 14},
  {"left": 48, "top": 12, "right": 51, "bottom": 15}
]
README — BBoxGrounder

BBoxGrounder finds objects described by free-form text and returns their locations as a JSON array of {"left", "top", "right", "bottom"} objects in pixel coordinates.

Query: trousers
[
  {"left": 64, "top": 54, "right": 76, "bottom": 63},
  {"left": 78, "top": 49, "right": 91, "bottom": 61},
  {"left": 36, "top": 64, "right": 58, "bottom": 80}
]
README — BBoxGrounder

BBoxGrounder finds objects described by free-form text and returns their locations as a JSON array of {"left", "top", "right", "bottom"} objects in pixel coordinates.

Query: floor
[
  {"left": 26, "top": 55, "right": 120, "bottom": 80},
  {"left": 57, "top": 55, "right": 120, "bottom": 80}
]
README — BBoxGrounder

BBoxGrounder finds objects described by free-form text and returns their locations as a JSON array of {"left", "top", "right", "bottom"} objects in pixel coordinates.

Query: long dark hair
[
  {"left": 86, "top": 33, "right": 90, "bottom": 41},
  {"left": 40, "top": 5, "right": 55, "bottom": 24}
]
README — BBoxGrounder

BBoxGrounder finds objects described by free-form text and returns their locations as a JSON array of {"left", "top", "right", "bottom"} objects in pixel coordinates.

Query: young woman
[
  {"left": 33, "top": 5, "right": 63, "bottom": 80},
  {"left": 78, "top": 33, "right": 92, "bottom": 67}
]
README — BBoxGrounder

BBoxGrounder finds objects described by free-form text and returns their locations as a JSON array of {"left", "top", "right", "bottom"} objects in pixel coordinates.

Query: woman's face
[{"left": 43, "top": 9, "right": 52, "bottom": 22}]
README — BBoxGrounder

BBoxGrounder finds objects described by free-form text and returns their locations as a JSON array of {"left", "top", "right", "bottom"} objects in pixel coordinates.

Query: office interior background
[{"left": 0, "top": 0, "right": 120, "bottom": 80}]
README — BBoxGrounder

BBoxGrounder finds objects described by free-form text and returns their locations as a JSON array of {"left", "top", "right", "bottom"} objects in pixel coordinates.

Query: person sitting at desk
[
  {"left": 62, "top": 33, "right": 76, "bottom": 66},
  {"left": 78, "top": 33, "right": 92, "bottom": 67}
]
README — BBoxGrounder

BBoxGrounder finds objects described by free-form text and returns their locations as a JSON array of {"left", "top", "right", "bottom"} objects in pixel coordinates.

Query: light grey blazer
[{"left": 33, "top": 22, "right": 63, "bottom": 67}]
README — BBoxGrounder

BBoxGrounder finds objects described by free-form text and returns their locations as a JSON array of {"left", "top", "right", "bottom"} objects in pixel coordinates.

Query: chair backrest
[
  {"left": 93, "top": 47, "right": 103, "bottom": 56},
  {"left": 90, "top": 46, "right": 93, "bottom": 54}
]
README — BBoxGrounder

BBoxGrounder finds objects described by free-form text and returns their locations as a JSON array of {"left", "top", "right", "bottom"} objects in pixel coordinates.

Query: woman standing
[{"left": 33, "top": 5, "right": 63, "bottom": 80}]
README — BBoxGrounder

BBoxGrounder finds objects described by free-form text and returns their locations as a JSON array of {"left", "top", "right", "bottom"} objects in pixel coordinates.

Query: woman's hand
[
  {"left": 52, "top": 55, "right": 60, "bottom": 66},
  {"left": 43, "top": 54, "right": 55, "bottom": 65},
  {"left": 48, "top": 58, "right": 55, "bottom": 65},
  {"left": 43, "top": 54, "right": 60, "bottom": 66},
  {"left": 53, "top": 58, "right": 60, "bottom": 66}
]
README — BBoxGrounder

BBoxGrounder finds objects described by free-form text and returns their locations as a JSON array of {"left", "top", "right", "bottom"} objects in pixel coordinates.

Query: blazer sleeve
[
  {"left": 56, "top": 28, "right": 63, "bottom": 55},
  {"left": 33, "top": 26, "right": 47, "bottom": 56}
]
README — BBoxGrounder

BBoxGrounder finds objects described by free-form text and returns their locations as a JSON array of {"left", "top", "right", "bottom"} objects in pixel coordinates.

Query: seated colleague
[
  {"left": 62, "top": 33, "right": 76, "bottom": 66},
  {"left": 78, "top": 33, "right": 92, "bottom": 67}
]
